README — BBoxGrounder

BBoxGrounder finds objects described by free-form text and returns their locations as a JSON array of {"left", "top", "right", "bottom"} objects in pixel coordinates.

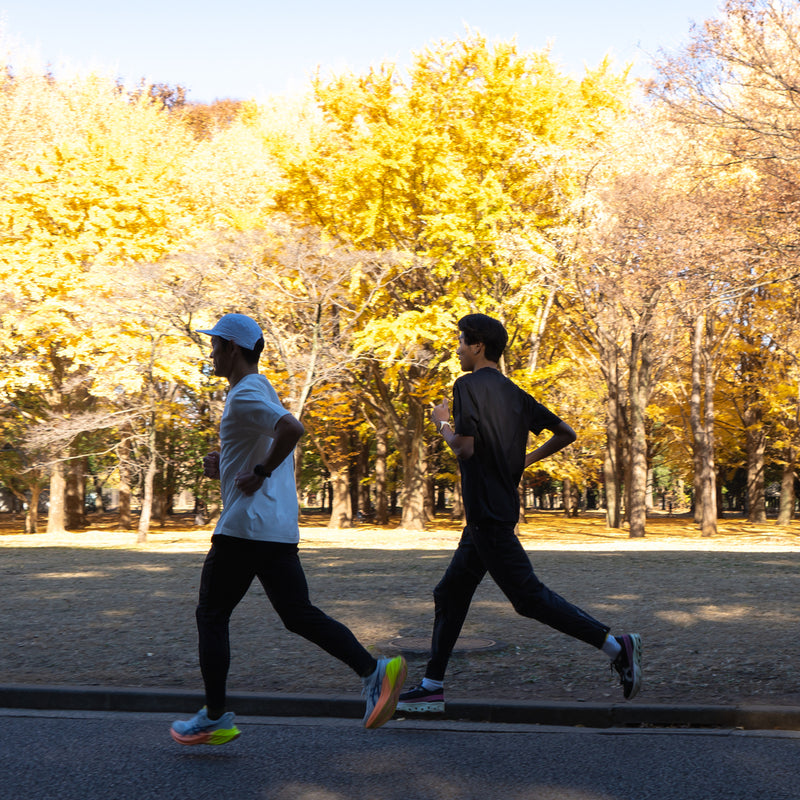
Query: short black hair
[
  {"left": 458, "top": 314, "right": 508, "bottom": 362},
  {"left": 219, "top": 336, "right": 264, "bottom": 365},
  {"left": 240, "top": 337, "right": 264, "bottom": 365}
]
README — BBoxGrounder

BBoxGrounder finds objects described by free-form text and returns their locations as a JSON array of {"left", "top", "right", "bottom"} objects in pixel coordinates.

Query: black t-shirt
[{"left": 453, "top": 367, "right": 563, "bottom": 524}]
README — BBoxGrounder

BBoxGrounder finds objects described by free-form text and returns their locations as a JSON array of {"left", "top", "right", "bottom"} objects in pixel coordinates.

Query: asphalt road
[{"left": 2, "top": 709, "right": 799, "bottom": 800}]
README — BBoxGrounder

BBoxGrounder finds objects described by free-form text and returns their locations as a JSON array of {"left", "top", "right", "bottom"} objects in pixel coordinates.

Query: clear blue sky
[{"left": 0, "top": 0, "right": 722, "bottom": 103}]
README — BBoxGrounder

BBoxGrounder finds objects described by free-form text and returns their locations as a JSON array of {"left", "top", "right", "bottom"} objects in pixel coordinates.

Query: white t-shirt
[{"left": 214, "top": 373, "right": 300, "bottom": 543}]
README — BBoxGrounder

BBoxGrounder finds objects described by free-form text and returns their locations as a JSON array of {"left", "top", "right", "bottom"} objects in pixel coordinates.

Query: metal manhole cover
[{"left": 387, "top": 636, "right": 506, "bottom": 654}]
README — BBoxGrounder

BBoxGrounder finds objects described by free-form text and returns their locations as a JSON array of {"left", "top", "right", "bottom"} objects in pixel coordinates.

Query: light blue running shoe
[
  {"left": 170, "top": 707, "right": 241, "bottom": 745},
  {"left": 362, "top": 655, "right": 407, "bottom": 729}
]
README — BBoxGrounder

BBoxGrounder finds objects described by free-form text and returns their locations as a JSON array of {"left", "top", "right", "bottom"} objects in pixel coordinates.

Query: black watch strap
[{"left": 253, "top": 463, "right": 272, "bottom": 478}]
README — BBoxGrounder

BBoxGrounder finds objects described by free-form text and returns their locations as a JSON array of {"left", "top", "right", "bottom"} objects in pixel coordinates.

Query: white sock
[
  {"left": 601, "top": 634, "right": 621, "bottom": 660},
  {"left": 421, "top": 677, "right": 444, "bottom": 691}
]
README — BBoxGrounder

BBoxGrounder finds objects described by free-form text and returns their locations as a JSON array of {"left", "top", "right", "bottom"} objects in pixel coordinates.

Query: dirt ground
[{"left": 2, "top": 511, "right": 800, "bottom": 708}]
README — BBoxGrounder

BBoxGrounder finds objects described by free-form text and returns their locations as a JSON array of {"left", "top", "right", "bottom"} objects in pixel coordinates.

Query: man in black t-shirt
[{"left": 397, "top": 313, "right": 642, "bottom": 715}]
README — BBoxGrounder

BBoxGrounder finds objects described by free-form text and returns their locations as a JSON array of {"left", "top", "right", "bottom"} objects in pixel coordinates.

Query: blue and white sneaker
[
  {"left": 612, "top": 634, "right": 642, "bottom": 699},
  {"left": 362, "top": 656, "right": 407, "bottom": 729},
  {"left": 170, "top": 707, "right": 241, "bottom": 745}
]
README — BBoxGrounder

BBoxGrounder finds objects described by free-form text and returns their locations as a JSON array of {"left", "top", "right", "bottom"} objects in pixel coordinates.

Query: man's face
[
  {"left": 456, "top": 332, "right": 480, "bottom": 372},
  {"left": 210, "top": 336, "right": 234, "bottom": 379}
]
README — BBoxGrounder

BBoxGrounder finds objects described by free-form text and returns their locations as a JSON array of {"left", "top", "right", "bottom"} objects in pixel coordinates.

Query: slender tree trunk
[
  {"left": 137, "top": 421, "right": 157, "bottom": 543},
  {"left": 690, "top": 313, "right": 717, "bottom": 537},
  {"left": 47, "top": 460, "right": 67, "bottom": 535},
  {"left": 65, "top": 457, "right": 85, "bottom": 530},
  {"left": 328, "top": 467, "right": 352, "bottom": 528},
  {"left": 161, "top": 455, "right": 176, "bottom": 523},
  {"left": 691, "top": 318, "right": 704, "bottom": 526},
  {"left": 744, "top": 406, "right": 767, "bottom": 523},
  {"left": 91, "top": 474, "right": 108, "bottom": 512},
  {"left": 424, "top": 446, "right": 435, "bottom": 523},
  {"left": 777, "top": 456, "right": 796, "bottom": 526},
  {"left": 399, "top": 405, "right": 427, "bottom": 530},
  {"left": 450, "top": 474, "right": 464, "bottom": 522},
  {"left": 27, "top": 483, "right": 41, "bottom": 534},
  {"left": 602, "top": 346, "right": 623, "bottom": 528},
  {"left": 645, "top": 468, "right": 654, "bottom": 512},
  {"left": 373, "top": 424, "right": 389, "bottom": 525},
  {"left": 294, "top": 439, "right": 304, "bottom": 492},
  {"left": 562, "top": 478, "right": 579, "bottom": 517},
  {"left": 118, "top": 436, "right": 133, "bottom": 530},
  {"left": 348, "top": 433, "right": 360, "bottom": 519},
  {"left": 357, "top": 439, "right": 371, "bottom": 518},
  {"left": 363, "top": 364, "right": 427, "bottom": 529},
  {"left": 318, "top": 428, "right": 353, "bottom": 529},
  {"left": 627, "top": 329, "right": 652, "bottom": 539},
  {"left": 527, "top": 284, "right": 557, "bottom": 373}
]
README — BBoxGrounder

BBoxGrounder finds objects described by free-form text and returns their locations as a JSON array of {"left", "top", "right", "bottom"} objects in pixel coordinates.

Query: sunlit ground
[
  {"left": 1, "top": 510, "right": 798, "bottom": 553},
  {"left": 2, "top": 509, "right": 800, "bottom": 706}
]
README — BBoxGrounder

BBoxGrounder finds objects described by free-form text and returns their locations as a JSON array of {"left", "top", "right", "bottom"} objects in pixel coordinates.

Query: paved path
[{"left": 2, "top": 709, "right": 799, "bottom": 800}]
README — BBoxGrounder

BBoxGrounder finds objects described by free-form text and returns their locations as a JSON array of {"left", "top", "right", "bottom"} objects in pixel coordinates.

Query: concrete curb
[{"left": 2, "top": 684, "right": 800, "bottom": 730}]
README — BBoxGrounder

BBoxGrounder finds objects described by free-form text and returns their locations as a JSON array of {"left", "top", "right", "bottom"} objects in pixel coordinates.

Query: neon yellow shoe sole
[{"left": 365, "top": 655, "right": 407, "bottom": 730}]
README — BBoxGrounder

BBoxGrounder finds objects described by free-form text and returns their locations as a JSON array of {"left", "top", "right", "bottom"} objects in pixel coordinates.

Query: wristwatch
[{"left": 253, "top": 463, "right": 272, "bottom": 478}]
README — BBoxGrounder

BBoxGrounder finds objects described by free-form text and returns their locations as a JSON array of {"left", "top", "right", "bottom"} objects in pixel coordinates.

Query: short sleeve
[
  {"left": 527, "top": 397, "right": 562, "bottom": 436},
  {"left": 453, "top": 377, "right": 479, "bottom": 437},
  {"left": 230, "top": 385, "right": 288, "bottom": 434}
]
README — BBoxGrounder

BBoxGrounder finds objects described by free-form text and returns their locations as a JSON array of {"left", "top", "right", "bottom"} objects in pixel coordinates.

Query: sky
[{"left": 0, "top": 0, "right": 723, "bottom": 104}]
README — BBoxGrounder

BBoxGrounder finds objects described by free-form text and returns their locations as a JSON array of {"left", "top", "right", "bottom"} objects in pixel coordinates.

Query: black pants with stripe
[
  {"left": 425, "top": 522, "right": 610, "bottom": 682},
  {"left": 196, "top": 534, "right": 376, "bottom": 711}
]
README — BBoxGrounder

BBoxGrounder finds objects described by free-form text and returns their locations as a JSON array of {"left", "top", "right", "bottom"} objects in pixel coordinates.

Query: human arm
[
  {"left": 524, "top": 420, "right": 577, "bottom": 469},
  {"left": 431, "top": 397, "right": 474, "bottom": 460},
  {"left": 234, "top": 413, "right": 305, "bottom": 496}
]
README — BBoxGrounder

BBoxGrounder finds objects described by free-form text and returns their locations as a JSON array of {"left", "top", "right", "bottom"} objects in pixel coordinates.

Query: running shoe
[
  {"left": 395, "top": 684, "right": 445, "bottom": 714},
  {"left": 170, "top": 707, "right": 241, "bottom": 745},
  {"left": 362, "top": 655, "right": 407, "bottom": 729},
  {"left": 611, "top": 633, "right": 642, "bottom": 700}
]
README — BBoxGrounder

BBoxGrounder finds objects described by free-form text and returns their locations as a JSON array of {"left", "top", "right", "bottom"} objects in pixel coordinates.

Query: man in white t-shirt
[{"left": 170, "top": 313, "right": 406, "bottom": 745}]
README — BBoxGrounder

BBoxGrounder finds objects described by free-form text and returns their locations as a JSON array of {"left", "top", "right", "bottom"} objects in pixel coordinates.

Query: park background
[{"left": 1, "top": 0, "right": 800, "bottom": 544}]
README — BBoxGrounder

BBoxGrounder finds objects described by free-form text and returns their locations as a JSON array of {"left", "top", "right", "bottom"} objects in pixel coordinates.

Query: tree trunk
[
  {"left": 47, "top": 460, "right": 67, "bottom": 535},
  {"left": 562, "top": 478, "right": 579, "bottom": 517},
  {"left": 744, "top": 406, "right": 767, "bottom": 523},
  {"left": 327, "top": 466, "right": 352, "bottom": 528},
  {"left": 690, "top": 313, "right": 717, "bottom": 537},
  {"left": 344, "top": 430, "right": 359, "bottom": 520},
  {"left": 137, "top": 422, "right": 157, "bottom": 543},
  {"left": 373, "top": 424, "right": 389, "bottom": 525},
  {"left": 450, "top": 474, "right": 464, "bottom": 522},
  {"left": 154, "top": 490, "right": 167, "bottom": 527},
  {"left": 399, "top": 406, "right": 427, "bottom": 530},
  {"left": 627, "top": 329, "right": 652, "bottom": 539},
  {"left": 777, "top": 458, "right": 796, "bottom": 526},
  {"left": 357, "top": 439, "right": 372, "bottom": 518},
  {"left": 27, "top": 483, "right": 42, "bottom": 534},
  {"left": 601, "top": 343, "right": 623, "bottom": 528},
  {"left": 118, "top": 436, "right": 133, "bottom": 530},
  {"left": 65, "top": 457, "right": 85, "bottom": 530}
]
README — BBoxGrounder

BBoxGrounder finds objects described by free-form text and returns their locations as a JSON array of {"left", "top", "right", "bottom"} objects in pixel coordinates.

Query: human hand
[
  {"left": 431, "top": 398, "right": 450, "bottom": 426},
  {"left": 203, "top": 451, "right": 220, "bottom": 479},
  {"left": 234, "top": 470, "right": 264, "bottom": 496}
]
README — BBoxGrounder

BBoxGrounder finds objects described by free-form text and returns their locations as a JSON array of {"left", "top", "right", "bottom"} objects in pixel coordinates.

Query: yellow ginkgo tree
[
  {"left": 274, "top": 32, "right": 631, "bottom": 527},
  {"left": 0, "top": 72, "right": 202, "bottom": 534}
]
